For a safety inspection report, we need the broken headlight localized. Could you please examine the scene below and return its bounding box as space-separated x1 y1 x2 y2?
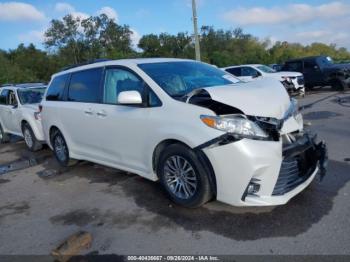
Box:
200 115 268 139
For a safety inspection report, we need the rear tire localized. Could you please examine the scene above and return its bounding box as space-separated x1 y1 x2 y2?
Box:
0 123 10 144
22 123 42 152
157 144 213 208
51 129 77 167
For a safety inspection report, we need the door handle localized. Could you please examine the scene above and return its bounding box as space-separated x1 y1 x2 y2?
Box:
97 110 107 117
84 109 93 115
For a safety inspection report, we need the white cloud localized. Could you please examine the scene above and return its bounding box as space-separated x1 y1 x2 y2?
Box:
71 11 90 20
0 2 45 21
223 1 350 26
130 28 142 49
55 2 75 13
18 29 46 44
97 6 118 21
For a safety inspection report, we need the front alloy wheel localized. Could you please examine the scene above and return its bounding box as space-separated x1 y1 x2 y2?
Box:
164 155 198 199
158 144 213 208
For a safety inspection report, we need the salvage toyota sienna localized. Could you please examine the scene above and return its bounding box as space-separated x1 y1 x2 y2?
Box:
41 58 327 208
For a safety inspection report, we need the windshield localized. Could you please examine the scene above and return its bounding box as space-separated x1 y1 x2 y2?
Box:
257 65 276 73
17 87 46 105
138 61 240 98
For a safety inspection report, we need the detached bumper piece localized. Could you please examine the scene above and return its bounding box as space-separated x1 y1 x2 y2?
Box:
272 134 328 196
281 80 295 91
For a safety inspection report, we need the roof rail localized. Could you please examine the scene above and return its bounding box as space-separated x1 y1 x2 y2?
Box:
1 83 46 88
60 59 112 72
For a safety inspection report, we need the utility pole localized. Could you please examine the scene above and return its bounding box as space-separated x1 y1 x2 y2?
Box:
192 0 201 61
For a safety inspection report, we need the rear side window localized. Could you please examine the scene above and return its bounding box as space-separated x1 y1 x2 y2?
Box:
68 68 102 103
226 67 241 76
46 74 69 101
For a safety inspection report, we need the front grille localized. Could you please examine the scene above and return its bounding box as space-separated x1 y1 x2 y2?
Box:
272 147 318 196
297 76 304 85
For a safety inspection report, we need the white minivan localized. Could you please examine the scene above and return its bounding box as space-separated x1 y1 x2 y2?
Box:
41 58 327 208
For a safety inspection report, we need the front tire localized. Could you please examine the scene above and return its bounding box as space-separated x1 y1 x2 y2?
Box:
51 130 77 167
0 123 10 144
22 123 42 152
157 144 213 208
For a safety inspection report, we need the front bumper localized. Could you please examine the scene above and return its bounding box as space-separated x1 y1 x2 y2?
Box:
203 133 327 206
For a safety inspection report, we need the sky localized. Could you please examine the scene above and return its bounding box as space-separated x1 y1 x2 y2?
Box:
0 0 349 51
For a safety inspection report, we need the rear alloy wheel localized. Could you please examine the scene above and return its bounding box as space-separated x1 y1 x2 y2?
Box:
0 123 10 144
52 130 77 167
22 123 42 152
157 144 213 208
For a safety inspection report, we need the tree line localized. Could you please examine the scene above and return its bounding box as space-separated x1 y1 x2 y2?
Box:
1 14 350 84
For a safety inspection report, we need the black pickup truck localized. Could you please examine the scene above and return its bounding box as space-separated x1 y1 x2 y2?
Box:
281 56 350 90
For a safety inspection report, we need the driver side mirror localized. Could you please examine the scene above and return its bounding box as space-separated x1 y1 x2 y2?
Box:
117 91 143 105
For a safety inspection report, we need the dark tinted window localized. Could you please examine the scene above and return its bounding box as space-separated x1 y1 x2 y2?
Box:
226 67 241 76
284 62 303 72
46 74 69 101
241 67 258 76
0 89 9 105
68 68 102 103
304 60 317 69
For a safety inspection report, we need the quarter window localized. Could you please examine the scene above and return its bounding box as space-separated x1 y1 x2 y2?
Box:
46 74 69 101
103 68 145 105
68 68 102 103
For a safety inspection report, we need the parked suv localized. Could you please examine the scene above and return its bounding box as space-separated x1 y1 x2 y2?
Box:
0 83 46 151
41 58 327 208
222 64 305 96
282 56 350 90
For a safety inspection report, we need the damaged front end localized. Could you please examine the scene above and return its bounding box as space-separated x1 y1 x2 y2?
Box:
187 88 328 205
274 132 328 196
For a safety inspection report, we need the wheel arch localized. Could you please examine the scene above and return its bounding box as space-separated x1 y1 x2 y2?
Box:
152 139 217 196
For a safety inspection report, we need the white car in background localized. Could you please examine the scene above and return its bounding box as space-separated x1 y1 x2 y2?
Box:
222 64 305 96
0 84 46 151
41 58 327 208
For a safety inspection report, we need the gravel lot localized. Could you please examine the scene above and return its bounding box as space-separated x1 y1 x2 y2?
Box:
0 90 349 256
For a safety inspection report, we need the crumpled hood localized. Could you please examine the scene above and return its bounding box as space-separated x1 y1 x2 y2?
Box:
203 78 291 119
